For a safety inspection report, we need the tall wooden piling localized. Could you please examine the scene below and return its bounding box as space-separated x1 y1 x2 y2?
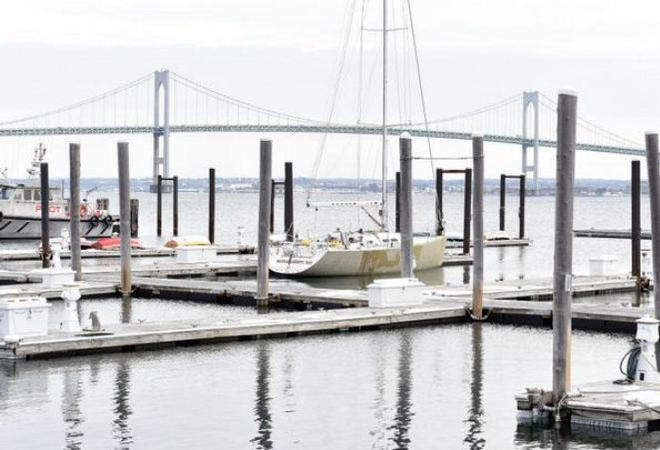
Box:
118 142 132 298
644 132 660 367
519 175 526 239
399 134 413 278
284 162 294 241
69 143 82 281
156 175 163 237
40 162 50 268
209 168 216 244
269 179 275 234
435 168 443 235
631 160 641 287
499 174 506 231
472 136 484 320
130 199 139 238
172 176 179 237
552 90 577 412
463 169 472 255
256 140 272 309
395 171 401 233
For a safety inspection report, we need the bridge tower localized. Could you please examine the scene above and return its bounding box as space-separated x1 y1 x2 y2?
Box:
151 70 171 193
522 91 540 191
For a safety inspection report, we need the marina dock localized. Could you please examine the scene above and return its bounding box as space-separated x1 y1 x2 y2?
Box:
1 292 654 360
574 229 653 240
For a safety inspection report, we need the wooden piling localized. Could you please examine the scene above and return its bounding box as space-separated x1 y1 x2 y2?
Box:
117 142 132 298
644 132 660 367
172 175 179 237
157 175 162 237
269 179 275 234
463 169 472 255
519 175 526 239
399 134 413 278
552 90 577 412
499 174 506 231
40 162 50 268
435 168 443 235
395 171 401 233
257 140 272 309
631 160 641 287
130 199 139 238
69 143 82 280
209 168 216 244
284 162 294 241
472 136 484 319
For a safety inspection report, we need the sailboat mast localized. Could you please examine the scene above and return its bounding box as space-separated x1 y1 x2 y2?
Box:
381 0 389 231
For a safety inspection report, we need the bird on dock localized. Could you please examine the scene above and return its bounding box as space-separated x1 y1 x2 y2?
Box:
88 311 102 332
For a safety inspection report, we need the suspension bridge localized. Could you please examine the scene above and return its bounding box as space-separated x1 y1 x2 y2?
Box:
0 70 643 191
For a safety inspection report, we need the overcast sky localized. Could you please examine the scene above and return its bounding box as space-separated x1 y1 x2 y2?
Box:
0 0 658 180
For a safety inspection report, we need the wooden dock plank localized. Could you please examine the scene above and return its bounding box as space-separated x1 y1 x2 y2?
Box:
1 303 467 359
574 229 652 240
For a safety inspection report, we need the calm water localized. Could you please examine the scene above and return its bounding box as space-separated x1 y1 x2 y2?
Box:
1 191 657 448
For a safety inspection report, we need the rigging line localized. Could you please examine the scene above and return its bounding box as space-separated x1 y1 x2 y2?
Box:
306 0 359 203
357 0 367 206
0 73 153 127
390 0 404 126
405 0 434 179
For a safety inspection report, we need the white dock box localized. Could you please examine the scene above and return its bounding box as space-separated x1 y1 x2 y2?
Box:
0 297 51 341
30 268 75 288
368 278 426 308
175 245 219 263
588 255 619 276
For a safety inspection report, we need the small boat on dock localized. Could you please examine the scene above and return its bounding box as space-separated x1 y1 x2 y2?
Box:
0 144 119 240
271 231 445 277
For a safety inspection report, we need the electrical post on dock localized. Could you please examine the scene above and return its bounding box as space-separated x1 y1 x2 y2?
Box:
256 139 272 311
156 174 179 237
40 162 50 268
399 134 413 278
209 168 216 244
499 174 527 239
69 143 82 281
644 132 660 368
435 168 472 254
552 90 577 418
118 142 132 298
472 135 484 320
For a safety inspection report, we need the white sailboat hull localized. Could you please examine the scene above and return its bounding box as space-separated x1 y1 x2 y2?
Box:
270 235 446 277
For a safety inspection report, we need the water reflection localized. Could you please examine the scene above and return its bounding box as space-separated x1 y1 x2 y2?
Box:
121 297 133 324
497 248 506 281
113 360 133 449
369 338 388 447
389 331 414 450
61 368 84 449
464 323 484 449
251 342 273 449
463 266 471 285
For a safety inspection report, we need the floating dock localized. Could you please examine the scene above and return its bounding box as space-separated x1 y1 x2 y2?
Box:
445 237 531 248
0 245 255 262
574 229 652 240
517 381 660 434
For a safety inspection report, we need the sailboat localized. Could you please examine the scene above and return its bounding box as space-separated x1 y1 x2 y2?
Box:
270 0 446 277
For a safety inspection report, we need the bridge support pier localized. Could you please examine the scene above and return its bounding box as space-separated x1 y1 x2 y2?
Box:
151 70 171 193
522 91 540 192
